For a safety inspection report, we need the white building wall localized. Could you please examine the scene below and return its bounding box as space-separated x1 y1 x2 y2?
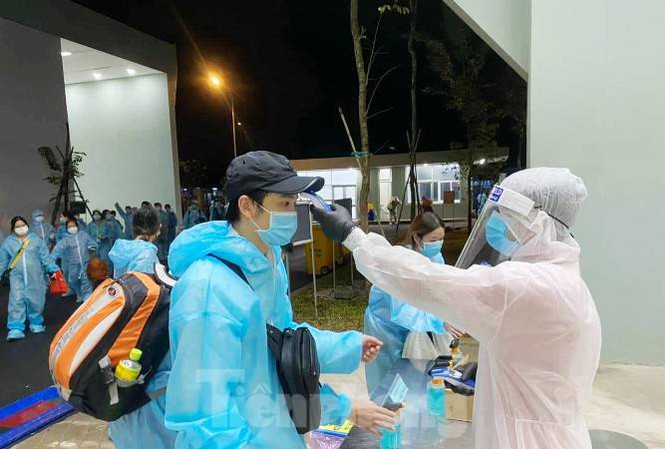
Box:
442 0 530 79
65 74 177 215
0 18 68 230
528 0 665 364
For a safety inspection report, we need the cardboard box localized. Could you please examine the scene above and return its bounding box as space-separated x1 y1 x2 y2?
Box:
446 389 474 422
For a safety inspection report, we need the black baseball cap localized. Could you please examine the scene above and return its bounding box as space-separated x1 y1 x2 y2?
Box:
224 150 324 200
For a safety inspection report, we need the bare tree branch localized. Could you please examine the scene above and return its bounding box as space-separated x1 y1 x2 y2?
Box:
368 107 395 120
366 65 400 114
365 13 384 86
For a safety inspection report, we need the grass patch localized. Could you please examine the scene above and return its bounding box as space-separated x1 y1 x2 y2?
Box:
291 228 470 333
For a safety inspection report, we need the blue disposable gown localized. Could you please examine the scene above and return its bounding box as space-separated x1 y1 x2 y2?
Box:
183 206 204 229
107 218 124 246
107 239 176 449
115 204 134 240
166 211 178 245
364 251 446 394
0 233 59 330
51 232 97 303
165 221 362 449
31 210 55 245
87 220 112 263
56 224 68 243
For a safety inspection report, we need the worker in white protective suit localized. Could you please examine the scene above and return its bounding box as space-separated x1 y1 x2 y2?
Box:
310 167 602 449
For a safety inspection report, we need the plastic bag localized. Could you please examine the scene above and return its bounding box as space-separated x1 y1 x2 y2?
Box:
49 270 69 296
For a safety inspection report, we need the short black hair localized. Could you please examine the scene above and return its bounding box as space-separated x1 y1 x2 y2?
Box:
164 204 171 209
154 202 162 208
66 218 79 229
226 191 268 223
133 206 161 238
141 201 151 208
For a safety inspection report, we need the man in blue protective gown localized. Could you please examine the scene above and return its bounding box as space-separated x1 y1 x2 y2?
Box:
164 151 395 449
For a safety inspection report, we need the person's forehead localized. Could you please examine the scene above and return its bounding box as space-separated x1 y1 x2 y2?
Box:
267 193 298 201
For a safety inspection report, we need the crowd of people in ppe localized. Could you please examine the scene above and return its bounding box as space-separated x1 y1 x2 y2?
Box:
2 148 602 449
0 201 182 342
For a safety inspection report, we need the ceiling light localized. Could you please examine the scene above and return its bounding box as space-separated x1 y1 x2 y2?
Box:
93 72 102 80
60 51 72 57
126 68 136 76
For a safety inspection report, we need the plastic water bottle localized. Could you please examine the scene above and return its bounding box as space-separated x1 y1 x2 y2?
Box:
115 348 143 383
427 377 446 416
379 407 403 449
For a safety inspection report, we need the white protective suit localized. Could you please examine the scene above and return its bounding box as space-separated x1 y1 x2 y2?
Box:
343 168 602 449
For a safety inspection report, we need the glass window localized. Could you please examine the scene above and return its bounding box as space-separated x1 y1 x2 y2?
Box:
331 169 357 185
333 186 345 200
319 185 333 202
416 165 433 181
379 168 392 182
419 182 432 200
345 186 357 203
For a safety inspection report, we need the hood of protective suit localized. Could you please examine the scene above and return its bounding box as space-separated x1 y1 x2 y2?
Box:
109 239 158 274
31 210 44 221
502 167 587 239
169 221 270 278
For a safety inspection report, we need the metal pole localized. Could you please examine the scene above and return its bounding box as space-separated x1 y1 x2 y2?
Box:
231 94 238 158
309 213 318 318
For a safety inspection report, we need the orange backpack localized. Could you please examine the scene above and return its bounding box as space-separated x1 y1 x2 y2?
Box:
48 267 173 421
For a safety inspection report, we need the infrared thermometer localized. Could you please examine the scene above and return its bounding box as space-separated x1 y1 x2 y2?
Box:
301 192 332 212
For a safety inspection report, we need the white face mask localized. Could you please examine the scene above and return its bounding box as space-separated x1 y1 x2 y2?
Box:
15 226 29 237
68 227 79 235
35 216 44 222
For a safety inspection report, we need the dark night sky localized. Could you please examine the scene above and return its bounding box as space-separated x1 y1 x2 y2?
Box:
73 0 525 186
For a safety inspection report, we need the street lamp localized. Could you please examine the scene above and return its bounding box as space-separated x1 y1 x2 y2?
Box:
208 73 238 158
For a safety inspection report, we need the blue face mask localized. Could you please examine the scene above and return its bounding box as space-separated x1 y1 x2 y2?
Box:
421 240 444 259
485 212 519 257
253 205 298 247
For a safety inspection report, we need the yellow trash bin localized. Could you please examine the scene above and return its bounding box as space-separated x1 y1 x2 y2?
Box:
306 225 346 275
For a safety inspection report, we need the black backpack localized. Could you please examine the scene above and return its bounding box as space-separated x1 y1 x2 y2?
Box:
210 255 322 434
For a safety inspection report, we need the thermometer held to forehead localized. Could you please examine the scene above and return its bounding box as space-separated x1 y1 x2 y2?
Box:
301 192 332 212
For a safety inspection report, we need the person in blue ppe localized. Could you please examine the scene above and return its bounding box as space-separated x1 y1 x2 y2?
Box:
105 210 124 246
153 203 169 264
107 206 178 449
51 218 97 303
87 209 112 265
74 212 87 232
55 212 70 243
31 210 55 248
163 151 395 449
115 202 134 240
0 216 60 341
477 190 489 215
183 201 205 228
164 204 178 247
363 212 465 394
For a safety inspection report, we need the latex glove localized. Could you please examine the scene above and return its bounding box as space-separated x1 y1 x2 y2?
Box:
309 203 357 243
445 323 465 339
362 335 383 363
349 399 397 438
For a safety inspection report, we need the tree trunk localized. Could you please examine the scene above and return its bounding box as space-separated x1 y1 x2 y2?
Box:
350 0 370 231
407 0 420 220
408 0 418 142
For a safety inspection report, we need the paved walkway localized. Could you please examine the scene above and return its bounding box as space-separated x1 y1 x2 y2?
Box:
14 338 665 448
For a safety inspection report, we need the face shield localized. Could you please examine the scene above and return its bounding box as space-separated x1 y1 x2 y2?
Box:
456 185 539 269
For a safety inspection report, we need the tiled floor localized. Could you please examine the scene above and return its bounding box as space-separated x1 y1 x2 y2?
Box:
13 341 665 448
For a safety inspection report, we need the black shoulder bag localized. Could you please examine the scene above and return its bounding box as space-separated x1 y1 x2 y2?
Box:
210 255 322 434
